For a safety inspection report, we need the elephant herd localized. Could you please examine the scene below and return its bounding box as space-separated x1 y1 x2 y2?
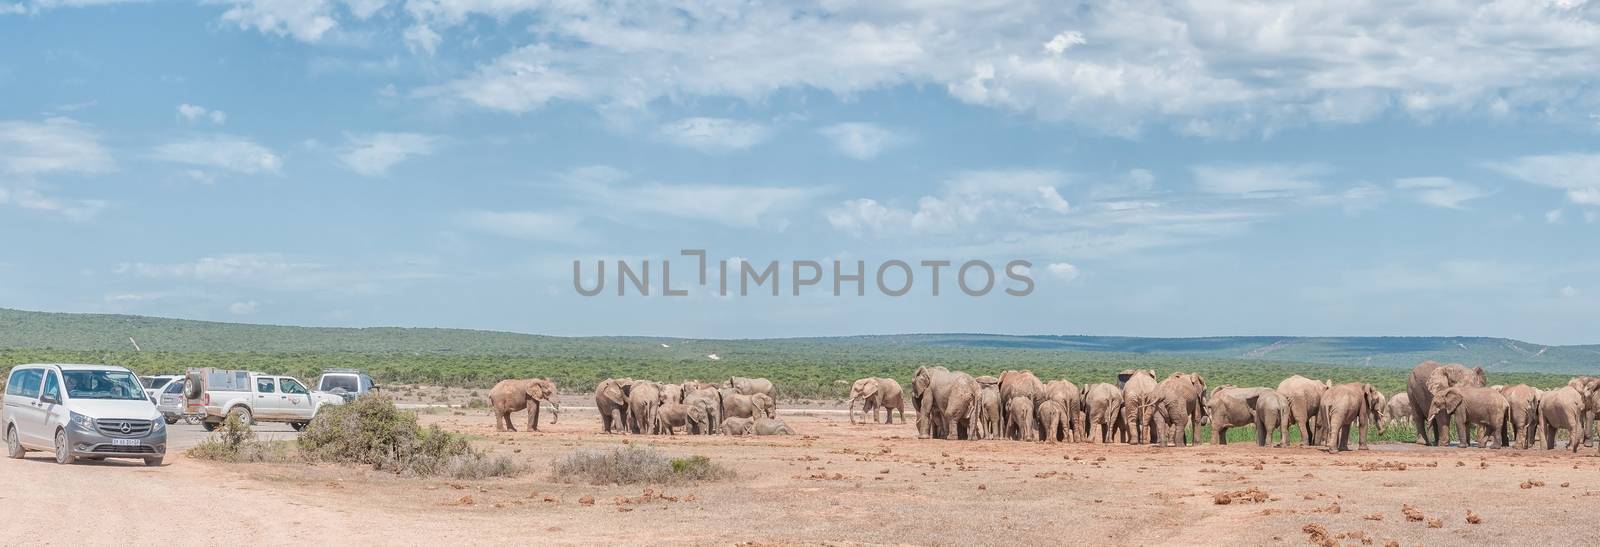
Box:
487 361 1600 454
591 376 794 436
896 361 1600 453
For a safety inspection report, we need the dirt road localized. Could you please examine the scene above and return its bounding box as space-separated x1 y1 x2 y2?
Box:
4 407 1598 546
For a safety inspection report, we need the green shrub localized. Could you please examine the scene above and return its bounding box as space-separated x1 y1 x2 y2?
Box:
297 394 519 479
551 446 735 485
188 413 297 463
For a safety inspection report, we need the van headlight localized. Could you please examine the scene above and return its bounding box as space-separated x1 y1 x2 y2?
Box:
69 412 97 432
151 417 166 431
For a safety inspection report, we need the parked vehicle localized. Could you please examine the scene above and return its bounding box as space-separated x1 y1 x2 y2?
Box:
316 369 379 402
139 374 182 403
155 379 195 424
184 368 344 431
5 364 167 466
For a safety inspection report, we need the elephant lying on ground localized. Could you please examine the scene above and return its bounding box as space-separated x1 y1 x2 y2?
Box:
1427 386 1510 448
489 378 560 432
1207 386 1271 445
1321 382 1384 451
1084 383 1123 443
1005 396 1037 441
753 417 795 435
1254 389 1291 447
721 416 755 436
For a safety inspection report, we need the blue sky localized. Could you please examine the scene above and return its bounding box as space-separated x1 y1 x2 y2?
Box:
2 1 1599 344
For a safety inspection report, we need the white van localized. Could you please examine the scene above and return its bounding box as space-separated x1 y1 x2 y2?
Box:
4 364 167 466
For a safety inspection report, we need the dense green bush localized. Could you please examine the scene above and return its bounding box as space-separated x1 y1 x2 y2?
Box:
297 394 519 479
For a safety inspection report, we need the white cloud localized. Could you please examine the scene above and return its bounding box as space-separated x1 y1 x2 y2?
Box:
656 118 771 153
403 23 441 56
1046 262 1080 282
1192 163 1325 197
228 300 259 315
0 186 107 221
1394 177 1489 209
1043 31 1086 55
455 210 584 242
177 103 226 125
818 123 899 160
152 135 281 174
1559 286 1580 298
0 117 114 175
114 252 429 293
557 166 817 228
1486 153 1600 206
827 170 1071 236
217 0 339 42
339 132 439 177
1545 209 1564 224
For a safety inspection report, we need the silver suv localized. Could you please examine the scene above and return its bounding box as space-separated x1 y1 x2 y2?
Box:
4 364 167 466
316 369 378 402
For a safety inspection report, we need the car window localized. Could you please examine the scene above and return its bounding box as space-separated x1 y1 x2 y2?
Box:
281 378 309 395
6 368 43 397
360 375 373 391
256 378 277 393
42 372 61 402
150 378 173 390
320 374 358 392
62 370 145 400
164 381 185 394
140 376 155 389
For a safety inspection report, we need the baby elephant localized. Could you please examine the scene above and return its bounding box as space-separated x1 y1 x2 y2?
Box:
720 416 755 436
1036 400 1069 443
753 417 795 435
1005 396 1036 441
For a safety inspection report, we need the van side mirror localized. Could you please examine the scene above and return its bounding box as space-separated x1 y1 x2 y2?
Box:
40 394 60 405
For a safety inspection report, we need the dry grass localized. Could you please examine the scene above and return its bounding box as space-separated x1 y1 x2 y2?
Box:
550 446 736 486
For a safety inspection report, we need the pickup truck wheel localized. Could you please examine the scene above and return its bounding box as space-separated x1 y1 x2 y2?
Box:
5 426 24 458
144 457 163 467
228 407 253 426
289 422 308 432
53 429 76 465
201 421 219 432
163 415 179 425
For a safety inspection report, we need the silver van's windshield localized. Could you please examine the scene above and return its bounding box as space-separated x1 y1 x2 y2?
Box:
63 370 147 400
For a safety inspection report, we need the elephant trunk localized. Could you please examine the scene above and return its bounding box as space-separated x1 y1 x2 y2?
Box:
545 398 561 424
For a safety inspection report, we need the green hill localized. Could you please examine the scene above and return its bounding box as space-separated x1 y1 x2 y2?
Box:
1 308 1596 374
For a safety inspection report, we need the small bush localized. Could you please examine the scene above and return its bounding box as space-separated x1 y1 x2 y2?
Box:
297 394 519 479
189 413 297 463
551 446 735 485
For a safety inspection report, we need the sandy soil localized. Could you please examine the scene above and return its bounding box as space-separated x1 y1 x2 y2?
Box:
4 406 1599 546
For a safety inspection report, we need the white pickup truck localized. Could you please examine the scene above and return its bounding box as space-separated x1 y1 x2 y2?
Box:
184 368 345 431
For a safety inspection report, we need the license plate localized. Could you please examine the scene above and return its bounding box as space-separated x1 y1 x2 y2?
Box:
111 438 139 447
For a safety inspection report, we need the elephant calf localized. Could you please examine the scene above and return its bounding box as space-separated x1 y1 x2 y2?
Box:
1037 400 1069 443
1005 396 1036 441
753 417 795 435
975 385 1002 440
1253 390 1291 448
721 416 755 436
655 402 697 435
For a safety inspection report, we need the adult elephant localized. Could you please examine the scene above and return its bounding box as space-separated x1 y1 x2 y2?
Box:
1043 379 1084 442
848 377 906 425
1570 376 1600 446
1426 386 1510 448
1277 375 1331 447
1254 389 1291 447
659 383 685 405
1153 372 1207 447
488 378 560 432
912 366 980 440
1004 397 1037 441
683 384 722 434
1385 392 1413 430
1498 384 1540 449
1321 382 1385 451
1037 400 1070 443
728 376 778 401
655 402 700 435
1207 386 1272 445
1084 383 1124 443
1406 360 1486 446
627 382 663 434
1119 370 1159 445
719 389 761 420
594 378 634 434
998 370 1046 441
1539 384 1595 451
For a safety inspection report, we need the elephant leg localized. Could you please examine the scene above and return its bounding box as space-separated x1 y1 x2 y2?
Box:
529 405 540 432
1410 404 1429 445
